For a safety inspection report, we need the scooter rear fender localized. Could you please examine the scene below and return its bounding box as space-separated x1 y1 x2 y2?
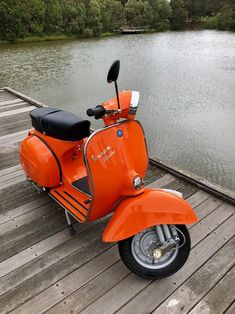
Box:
102 189 197 242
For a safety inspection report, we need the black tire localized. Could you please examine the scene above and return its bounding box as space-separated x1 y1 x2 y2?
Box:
118 224 190 280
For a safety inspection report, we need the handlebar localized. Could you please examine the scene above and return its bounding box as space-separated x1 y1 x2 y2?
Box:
86 105 106 119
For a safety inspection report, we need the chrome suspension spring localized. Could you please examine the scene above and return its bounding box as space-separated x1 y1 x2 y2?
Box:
170 225 186 248
163 224 172 240
170 225 179 238
155 225 165 244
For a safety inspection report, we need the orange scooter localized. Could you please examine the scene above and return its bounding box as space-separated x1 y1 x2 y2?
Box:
20 61 197 279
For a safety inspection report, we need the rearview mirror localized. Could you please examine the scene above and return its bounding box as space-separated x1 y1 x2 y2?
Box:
107 60 120 83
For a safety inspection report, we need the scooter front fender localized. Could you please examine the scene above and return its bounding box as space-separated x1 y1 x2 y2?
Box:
102 189 197 242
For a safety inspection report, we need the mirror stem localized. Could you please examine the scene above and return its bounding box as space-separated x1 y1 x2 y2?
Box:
115 81 121 110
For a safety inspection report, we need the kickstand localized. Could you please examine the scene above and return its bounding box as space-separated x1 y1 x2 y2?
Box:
65 210 76 236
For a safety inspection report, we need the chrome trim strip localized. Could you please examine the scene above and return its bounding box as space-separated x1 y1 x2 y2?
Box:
72 184 91 197
134 119 149 183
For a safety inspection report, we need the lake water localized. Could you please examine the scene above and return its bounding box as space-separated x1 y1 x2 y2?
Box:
0 30 234 190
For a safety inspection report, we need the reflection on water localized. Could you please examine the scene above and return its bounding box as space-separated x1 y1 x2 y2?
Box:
0 30 234 190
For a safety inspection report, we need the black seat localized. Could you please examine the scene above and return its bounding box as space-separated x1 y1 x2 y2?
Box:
30 107 91 141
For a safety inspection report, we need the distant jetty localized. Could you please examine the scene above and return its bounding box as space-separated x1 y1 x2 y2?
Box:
120 26 148 34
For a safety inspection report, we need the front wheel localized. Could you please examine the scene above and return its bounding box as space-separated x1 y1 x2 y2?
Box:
118 224 190 279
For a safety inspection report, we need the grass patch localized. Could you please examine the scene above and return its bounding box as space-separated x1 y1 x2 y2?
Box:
0 32 119 45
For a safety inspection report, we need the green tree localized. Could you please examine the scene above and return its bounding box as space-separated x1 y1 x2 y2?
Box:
149 0 172 30
100 0 125 32
44 0 63 34
21 0 45 35
217 4 235 30
0 0 29 42
125 0 153 27
86 0 102 36
170 0 188 30
60 0 86 35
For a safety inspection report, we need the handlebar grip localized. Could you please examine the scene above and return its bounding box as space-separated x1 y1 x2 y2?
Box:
86 105 106 118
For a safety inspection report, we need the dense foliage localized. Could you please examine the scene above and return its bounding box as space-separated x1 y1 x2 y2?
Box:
184 0 235 31
0 0 234 43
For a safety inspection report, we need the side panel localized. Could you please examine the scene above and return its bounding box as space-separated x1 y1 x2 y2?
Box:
20 135 60 187
102 189 198 242
85 120 148 221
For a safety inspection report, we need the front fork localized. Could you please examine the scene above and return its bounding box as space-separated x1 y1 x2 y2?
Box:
151 225 180 259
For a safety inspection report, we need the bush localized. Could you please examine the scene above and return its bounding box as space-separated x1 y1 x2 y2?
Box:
205 16 218 29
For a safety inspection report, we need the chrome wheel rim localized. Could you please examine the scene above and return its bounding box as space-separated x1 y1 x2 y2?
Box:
131 226 179 270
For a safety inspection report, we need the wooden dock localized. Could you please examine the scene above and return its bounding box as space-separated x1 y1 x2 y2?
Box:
120 26 147 34
0 87 234 314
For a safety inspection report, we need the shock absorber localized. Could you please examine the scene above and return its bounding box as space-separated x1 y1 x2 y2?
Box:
170 225 180 242
170 225 178 236
155 225 165 244
163 224 172 241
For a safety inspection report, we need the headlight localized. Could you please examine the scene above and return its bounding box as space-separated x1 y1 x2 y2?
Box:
133 176 143 190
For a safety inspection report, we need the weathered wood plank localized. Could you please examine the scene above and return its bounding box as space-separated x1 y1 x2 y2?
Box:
225 301 235 314
0 103 29 114
0 180 42 214
0 91 17 102
10 246 120 314
160 177 188 191
4 87 46 108
10 194 231 314
189 203 234 246
0 195 51 225
178 183 198 198
0 202 58 236
0 169 24 183
0 101 27 109
46 261 129 314
0 221 112 313
0 112 32 137
0 105 35 118
111 215 235 314
189 196 223 222
0 219 104 293
152 236 235 314
0 164 21 177
0 143 19 170
147 173 175 188
0 129 30 146
163 177 185 191
0 207 66 263
0 167 25 190
0 99 23 106
144 163 166 185
186 190 210 208
189 266 235 314
0 175 25 190
0 218 99 278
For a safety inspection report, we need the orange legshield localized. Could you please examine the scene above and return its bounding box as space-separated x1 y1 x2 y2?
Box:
84 119 148 221
102 189 197 242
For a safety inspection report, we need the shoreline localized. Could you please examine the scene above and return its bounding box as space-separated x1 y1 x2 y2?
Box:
0 32 117 46
1 26 233 46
